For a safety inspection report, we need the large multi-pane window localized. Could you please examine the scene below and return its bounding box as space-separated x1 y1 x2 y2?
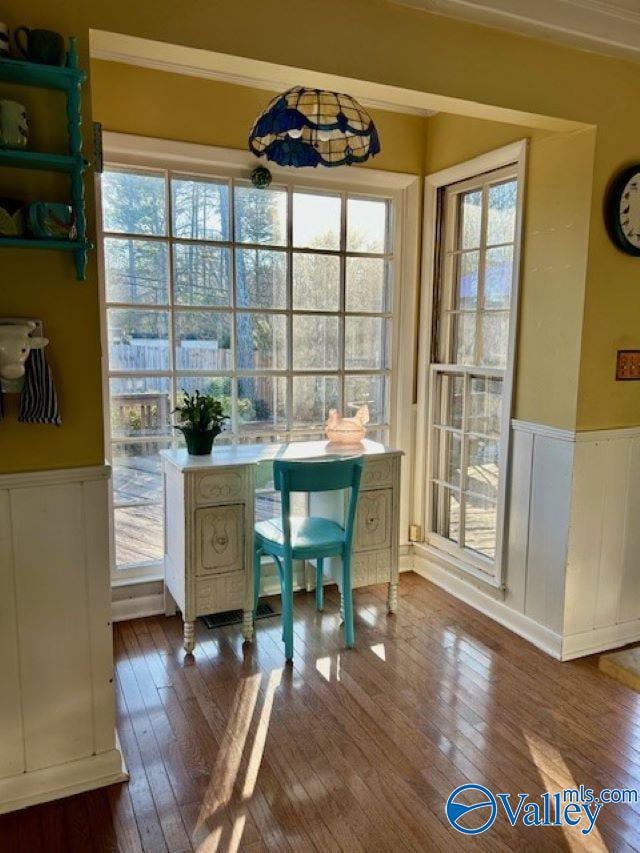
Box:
427 165 519 579
100 166 394 573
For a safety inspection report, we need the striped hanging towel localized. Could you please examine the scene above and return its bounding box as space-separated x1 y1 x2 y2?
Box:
17 347 62 425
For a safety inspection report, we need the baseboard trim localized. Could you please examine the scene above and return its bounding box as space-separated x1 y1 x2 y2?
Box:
413 551 563 659
562 620 640 660
0 748 128 816
112 592 164 622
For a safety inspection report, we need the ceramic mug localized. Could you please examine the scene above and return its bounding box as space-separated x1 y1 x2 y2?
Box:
27 202 76 240
0 100 28 149
0 198 25 236
0 22 9 58
14 26 64 66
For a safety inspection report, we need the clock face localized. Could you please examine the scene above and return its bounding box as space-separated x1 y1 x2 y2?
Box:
608 165 640 255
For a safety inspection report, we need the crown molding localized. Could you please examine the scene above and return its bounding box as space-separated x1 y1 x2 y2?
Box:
393 0 640 62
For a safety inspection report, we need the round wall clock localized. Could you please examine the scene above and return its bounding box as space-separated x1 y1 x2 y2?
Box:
606 165 640 256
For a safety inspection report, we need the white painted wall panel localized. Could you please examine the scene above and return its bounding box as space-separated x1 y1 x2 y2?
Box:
503 427 532 614
618 436 640 625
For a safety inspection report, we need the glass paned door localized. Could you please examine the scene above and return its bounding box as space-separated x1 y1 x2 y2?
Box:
427 165 520 581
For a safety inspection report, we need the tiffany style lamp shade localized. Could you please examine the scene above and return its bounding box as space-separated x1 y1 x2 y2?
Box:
248 86 380 167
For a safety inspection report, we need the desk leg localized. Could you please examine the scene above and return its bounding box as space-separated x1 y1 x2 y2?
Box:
183 620 195 653
242 609 254 642
387 581 398 614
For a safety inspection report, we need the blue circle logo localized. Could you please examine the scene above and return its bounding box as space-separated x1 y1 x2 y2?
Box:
445 784 497 835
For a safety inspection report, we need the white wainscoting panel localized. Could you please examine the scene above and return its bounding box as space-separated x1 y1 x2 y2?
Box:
0 465 126 814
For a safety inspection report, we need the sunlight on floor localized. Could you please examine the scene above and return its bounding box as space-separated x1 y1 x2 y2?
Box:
316 654 341 681
370 642 386 661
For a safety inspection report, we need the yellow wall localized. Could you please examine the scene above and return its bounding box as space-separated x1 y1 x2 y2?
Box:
4 0 640 474
425 114 596 429
90 60 427 176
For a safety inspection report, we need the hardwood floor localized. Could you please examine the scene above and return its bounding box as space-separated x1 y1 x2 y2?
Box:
2 572 640 851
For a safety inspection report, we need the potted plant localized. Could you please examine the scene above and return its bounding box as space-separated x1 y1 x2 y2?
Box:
173 389 229 455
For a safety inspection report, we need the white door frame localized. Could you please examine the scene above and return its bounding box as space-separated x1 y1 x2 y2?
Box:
414 140 528 588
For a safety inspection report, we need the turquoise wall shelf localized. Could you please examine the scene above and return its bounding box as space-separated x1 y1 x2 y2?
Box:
0 36 92 281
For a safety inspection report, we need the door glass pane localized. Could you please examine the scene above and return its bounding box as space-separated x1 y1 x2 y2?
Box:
114 504 163 566
237 376 287 431
346 257 391 312
107 309 170 372
457 251 479 310
468 376 502 436
112 441 168 505
292 376 340 427
481 312 509 368
109 377 171 439
452 313 476 365
485 245 513 309
104 238 168 305
171 177 229 241
176 377 232 418
347 197 388 253
293 315 339 370
487 180 517 245
464 493 497 559
460 190 481 249
345 316 389 369
434 427 461 488
102 170 166 236
235 249 287 309
234 185 287 246
433 484 460 544
434 373 464 429
174 312 232 370
236 313 287 370
293 253 340 311
466 436 499 501
293 192 340 250
174 244 231 306
344 374 387 424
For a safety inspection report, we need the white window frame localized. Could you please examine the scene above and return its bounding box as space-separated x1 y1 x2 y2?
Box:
96 132 421 583
414 141 527 588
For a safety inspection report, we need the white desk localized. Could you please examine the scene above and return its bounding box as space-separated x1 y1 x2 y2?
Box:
162 440 402 652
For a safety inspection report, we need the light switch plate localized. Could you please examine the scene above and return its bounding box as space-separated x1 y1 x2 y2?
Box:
616 350 640 380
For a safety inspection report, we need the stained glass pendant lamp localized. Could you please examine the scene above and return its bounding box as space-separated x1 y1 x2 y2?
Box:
248 86 380 168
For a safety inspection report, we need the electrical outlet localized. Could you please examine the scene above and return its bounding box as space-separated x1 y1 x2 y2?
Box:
616 350 640 381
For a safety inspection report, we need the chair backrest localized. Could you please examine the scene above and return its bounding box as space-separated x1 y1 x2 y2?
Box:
274 456 364 550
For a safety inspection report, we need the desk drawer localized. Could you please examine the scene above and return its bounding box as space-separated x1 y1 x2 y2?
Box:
195 504 244 576
352 550 392 588
196 572 245 615
354 489 392 552
361 458 394 490
193 469 247 506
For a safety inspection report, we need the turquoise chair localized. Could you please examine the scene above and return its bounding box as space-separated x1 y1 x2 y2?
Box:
253 456 363 661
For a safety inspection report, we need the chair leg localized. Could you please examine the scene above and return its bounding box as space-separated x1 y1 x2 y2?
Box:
342 553 355 649
315 557 324 611
253 544 262 618
282 554 294 661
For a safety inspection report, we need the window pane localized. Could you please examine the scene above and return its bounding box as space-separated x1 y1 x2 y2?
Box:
292 376 340 427
464 493 497 559
457 251 478 310
460 190 481 250
293 192 340 250
114 504 163 567
468 376 502 436
347 197 388 253
481 312 509 368
487 180 517 245
173 244 231 307
345 316 389 369
112 441 167 505
234 185 287 246
344 374 388 424
433 484 460 544
434 427 461 489
104 238 168 305
102 170 166 236
434 373 464 429
236 313 287 370
236 249 286 309
237 376 287 431
452 312 476 365
176 376 232 417
171 177 229 241
293 315 339 370
293 253 340 311
346 257 391 312
107 309 169 372
485 245 513 309
174 311 231 371
110 378 171 439
466 436 499 501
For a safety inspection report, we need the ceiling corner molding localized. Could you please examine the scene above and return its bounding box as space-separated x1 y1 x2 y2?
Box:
392 0 640 62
